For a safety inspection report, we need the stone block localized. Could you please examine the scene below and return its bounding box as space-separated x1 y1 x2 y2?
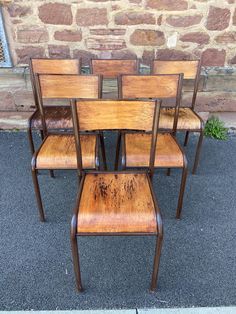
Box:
0 91 15 110
38 3 72 25
180 32 210 45
146 0 188 10
130 30 165 46
115 12 155 25
86 38 126 50
76 8 108 26
48 45 70 58
202 49 226 66
206 6 231 31
17 26 49 43
16 46 45 64
13 90 35 111
54 30 82 42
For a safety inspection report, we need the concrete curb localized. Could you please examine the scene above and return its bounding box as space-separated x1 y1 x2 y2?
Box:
0 307 236 314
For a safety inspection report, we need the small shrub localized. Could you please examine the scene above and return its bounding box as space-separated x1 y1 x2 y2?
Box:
204 116 228 140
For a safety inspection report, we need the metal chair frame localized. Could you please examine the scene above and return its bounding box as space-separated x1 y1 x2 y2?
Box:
28 58 81 157
31 74 102 221
70 99 163 292
151 59 203 174
118 74 187 219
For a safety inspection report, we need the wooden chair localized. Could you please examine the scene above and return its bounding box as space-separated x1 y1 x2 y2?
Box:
152 60 203 174
91 59 139 166
28 58 81 157
118 74 187 219
70 99 163 292
31 74 102 222
91 59 138 78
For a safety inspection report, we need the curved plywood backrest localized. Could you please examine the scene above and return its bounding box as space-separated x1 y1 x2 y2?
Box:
120 74 181 99
31 58 80 75
152 60 200 80
38 74 101 99
91 59 138 78
74 99 158 132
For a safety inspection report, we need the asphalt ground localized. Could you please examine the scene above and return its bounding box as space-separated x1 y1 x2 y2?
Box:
0 131 236 310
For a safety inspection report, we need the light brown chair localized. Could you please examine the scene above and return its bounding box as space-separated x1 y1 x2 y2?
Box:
31 74 102 222
91 59 139 79
28 58 81 157
152 60 203 174
91 59 139 165
70 99 163 292
119 74 187 219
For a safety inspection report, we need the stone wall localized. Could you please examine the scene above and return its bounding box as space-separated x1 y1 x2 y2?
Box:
0 0 236 126
1 0 236 66
1 65 236 116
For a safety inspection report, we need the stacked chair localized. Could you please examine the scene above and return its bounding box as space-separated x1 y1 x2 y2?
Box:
70 99 163 292
28 57 203 291
152 60 203 174
28 58 81 158
118 74 187 219
31 73 102 221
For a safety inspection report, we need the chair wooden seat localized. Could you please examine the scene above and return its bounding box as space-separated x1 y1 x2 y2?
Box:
159 107 201 130
36 134 96 169
125 133 184 168
70 99 163 292
77 173 157 234
152 59 203 174
31 106 72 129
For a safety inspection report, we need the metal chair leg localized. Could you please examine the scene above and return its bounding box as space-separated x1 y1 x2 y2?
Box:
71 230 83 292
40 130 44 141
31 168 45 222
184 131 190 147
115 132 121 170
39 130 55 178
150 234 163 291
192 130 204 175
176 161 188 219
166 168 171 176
28 127 35 155
49 170 55 178
99 132 107 170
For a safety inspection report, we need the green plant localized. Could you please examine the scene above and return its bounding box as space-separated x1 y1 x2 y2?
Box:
204 116 228 140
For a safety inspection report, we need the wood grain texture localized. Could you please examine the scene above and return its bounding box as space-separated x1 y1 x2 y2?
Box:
76 100 155 131
153 60 199 80
39 75 100 99
125 133 184 168
91 59 138 78
159 108 201 130
77 173 157 233
31 106 72 129
121 75 179 98
36 134 96 169
32 59 80 75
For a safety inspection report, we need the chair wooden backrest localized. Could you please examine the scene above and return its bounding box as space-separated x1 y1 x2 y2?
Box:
30 58 81 109
71 99 161 174
36 74 101 134
91 59 139 78
119 74 183 132
152 60 201 109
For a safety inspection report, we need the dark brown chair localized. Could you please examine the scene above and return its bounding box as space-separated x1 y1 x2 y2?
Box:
119 74 187 219
28 58 81 156
70 99 163 292
31 74 102 222
152 60 203 174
